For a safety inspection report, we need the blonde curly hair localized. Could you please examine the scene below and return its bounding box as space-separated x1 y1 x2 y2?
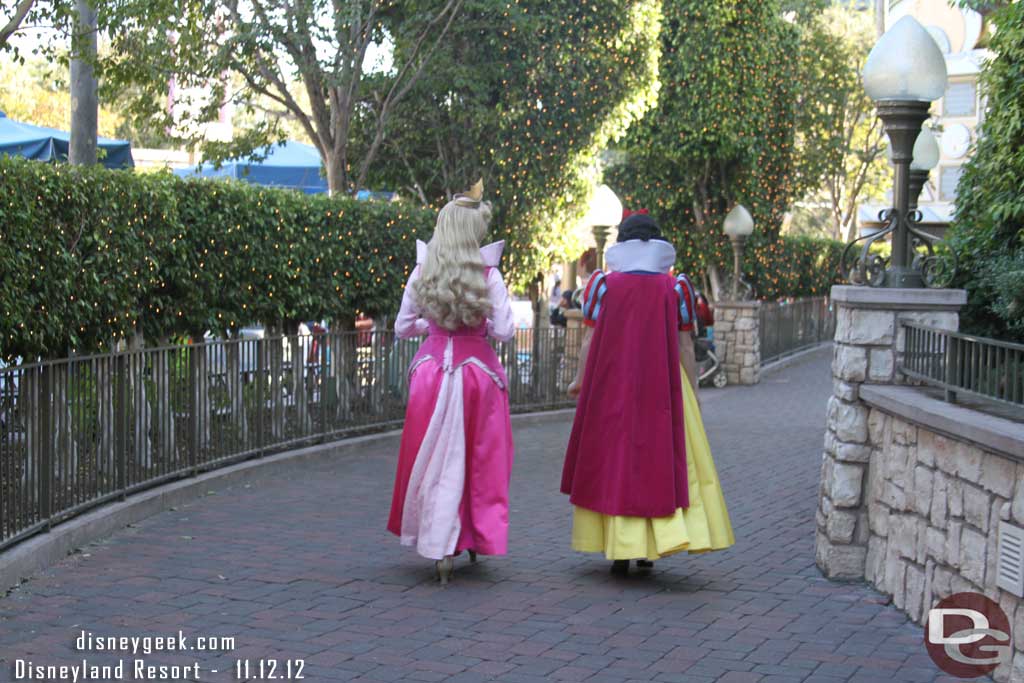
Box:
413 197 494 330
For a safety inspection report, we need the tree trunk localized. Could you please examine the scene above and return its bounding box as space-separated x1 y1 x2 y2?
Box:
69 0 98 166
154 336 178 467
267 325 286 441
20 367 38 501
128 332 153 470
190 337 211 457
50 361 79 483
331 317 356 425
226 334 248 448
324 150 347 196
290 324 311 437
94 353 114 477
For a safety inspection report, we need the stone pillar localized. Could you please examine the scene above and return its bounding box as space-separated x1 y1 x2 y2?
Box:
564 309 584 370
714 301 761 385
816 286 966 579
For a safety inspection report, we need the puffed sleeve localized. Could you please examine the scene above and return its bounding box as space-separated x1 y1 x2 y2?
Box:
394 266 430 339
675 273 697 332
581 270 608 328
485 268 515 342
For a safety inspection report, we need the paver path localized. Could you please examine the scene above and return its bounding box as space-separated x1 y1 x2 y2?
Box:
0 347 959 682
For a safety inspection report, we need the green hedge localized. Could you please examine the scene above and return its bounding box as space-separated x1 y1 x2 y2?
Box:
671 226 844 301
0 157 435 361
743 233 845 301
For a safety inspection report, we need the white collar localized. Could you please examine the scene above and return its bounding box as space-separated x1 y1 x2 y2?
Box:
605 240 676 274
416 239 505 267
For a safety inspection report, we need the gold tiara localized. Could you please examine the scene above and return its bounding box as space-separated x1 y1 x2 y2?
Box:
454 178 484 207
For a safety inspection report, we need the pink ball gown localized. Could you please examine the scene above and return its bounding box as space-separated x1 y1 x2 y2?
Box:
387 240 516 560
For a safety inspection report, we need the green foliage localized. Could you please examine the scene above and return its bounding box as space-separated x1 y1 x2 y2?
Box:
607 0 836 300
0 157 435 360
0 0 74 57
363 0 661 290
949 2 1024 342
791 6 889 241
665 226 843 301
742 233 845 301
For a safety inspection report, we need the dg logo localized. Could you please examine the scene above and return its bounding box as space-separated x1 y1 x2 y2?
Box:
925 592 1013 678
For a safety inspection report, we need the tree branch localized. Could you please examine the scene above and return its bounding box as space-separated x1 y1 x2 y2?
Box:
355 0 463 189
0 0 36 46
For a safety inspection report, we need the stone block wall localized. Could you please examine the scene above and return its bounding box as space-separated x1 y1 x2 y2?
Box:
817 287 966 578
816 285 1024 681
859 410 1024 682
714 301 761 385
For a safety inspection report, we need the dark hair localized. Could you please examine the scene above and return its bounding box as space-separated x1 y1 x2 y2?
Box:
616 213 664 242
579 248 597 273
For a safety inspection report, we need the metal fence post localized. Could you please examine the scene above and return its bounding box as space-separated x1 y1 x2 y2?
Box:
114 352 128 498
189 344 199 475
944 334 958 403
38 365 52 530
256 337 266 454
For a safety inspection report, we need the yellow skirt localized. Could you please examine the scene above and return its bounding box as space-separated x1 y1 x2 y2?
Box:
571 367 735 560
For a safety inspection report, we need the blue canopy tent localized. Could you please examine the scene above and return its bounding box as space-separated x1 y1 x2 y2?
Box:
174 140 328 194
0 112 134 169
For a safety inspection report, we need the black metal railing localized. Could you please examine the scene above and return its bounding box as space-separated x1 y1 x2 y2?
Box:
899 322 1024 412
0 327 581 551
758 297 835 364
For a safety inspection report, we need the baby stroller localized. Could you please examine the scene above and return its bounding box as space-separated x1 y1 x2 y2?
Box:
694 291 727 388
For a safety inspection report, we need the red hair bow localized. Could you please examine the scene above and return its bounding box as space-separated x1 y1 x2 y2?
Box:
622 208 649 220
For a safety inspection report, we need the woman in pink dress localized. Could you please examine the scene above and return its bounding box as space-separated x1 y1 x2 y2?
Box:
387 182 516 585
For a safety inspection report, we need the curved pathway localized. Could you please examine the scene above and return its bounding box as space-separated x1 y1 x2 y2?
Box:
0 347 958 682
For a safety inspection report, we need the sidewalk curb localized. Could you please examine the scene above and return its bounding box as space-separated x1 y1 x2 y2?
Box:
1 408 576 593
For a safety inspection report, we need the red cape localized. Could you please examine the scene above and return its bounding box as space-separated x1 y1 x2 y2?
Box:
561 271 688 517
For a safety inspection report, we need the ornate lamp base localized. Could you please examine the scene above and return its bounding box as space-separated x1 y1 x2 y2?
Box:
841 100 957 290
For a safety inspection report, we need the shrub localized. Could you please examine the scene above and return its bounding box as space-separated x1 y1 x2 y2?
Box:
0 157 435 360
948 2 1024 342
671 227 844 301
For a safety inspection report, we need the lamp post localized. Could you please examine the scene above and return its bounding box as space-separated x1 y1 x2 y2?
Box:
723 204 754 301
860 15 947 288
586 184 622 271
908 128 940 212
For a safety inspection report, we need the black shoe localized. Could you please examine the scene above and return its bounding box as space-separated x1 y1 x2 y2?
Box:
636 560 654 569
610 560 630 575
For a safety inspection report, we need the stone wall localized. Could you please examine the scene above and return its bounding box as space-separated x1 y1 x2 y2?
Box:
817 287 966 578
862 410 1019 613
714 301 761 385
816 285 1024 681
858 405 1024 682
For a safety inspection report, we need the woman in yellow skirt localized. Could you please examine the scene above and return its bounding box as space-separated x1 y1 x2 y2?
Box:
563 210 734 573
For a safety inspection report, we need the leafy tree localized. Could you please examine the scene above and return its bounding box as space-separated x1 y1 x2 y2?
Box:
101 0 463 193
791 4 888 242
0 54 116 134
949 1 1024 341
356 0 661 289
607 0 807 300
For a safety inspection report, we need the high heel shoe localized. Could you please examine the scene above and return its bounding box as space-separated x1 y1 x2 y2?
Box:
435 556 454 586
468 550 478 563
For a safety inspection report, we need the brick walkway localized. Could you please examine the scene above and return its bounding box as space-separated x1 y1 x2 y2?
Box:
0 347 961 683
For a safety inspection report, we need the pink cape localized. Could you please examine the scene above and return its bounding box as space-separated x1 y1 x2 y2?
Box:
561 271 689 518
